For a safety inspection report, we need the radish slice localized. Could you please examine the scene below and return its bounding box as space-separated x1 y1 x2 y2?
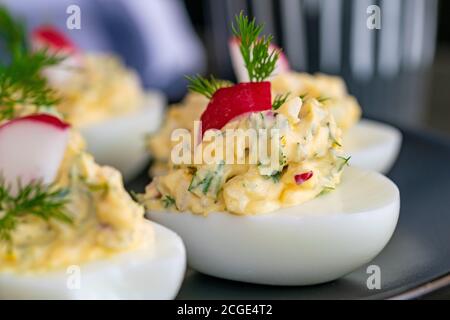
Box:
0 114 70 194
228 36 290 83
31 25 77 55
200 82 272 136
31 25 82 85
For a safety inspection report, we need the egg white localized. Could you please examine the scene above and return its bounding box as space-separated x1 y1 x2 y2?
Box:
344 119 402 173
80 91 165 181
147 167 400 286
0 222 186 300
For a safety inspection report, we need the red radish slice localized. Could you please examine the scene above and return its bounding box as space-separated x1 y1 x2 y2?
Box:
294 171 313 185
31 25 77 55
31 25 83 85
228 37 290 83
0 114 70 194
200 82 272 136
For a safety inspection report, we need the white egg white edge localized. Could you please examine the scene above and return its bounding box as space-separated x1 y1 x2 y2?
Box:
0 221 186 300
345 119 402 174
79 90 166 181
147 166 400 286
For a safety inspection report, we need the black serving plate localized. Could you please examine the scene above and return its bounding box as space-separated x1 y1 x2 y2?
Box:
127 121 450 299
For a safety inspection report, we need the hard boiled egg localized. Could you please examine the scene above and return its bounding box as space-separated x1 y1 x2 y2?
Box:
80 91 165 181
147 167 399 286
31 25 166 181
344 119 402 173
0 222 186 300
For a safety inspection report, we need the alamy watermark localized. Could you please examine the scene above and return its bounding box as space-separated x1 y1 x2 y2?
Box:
367 5 381 30
66 5 81 30
171 120 285 167
66 265 81 290
366 265 381 290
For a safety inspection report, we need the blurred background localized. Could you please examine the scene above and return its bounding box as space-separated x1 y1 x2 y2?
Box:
3 0 449 134
183 0 449 135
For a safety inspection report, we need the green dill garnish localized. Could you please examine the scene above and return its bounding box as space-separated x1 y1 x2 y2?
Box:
188 171 212 194
0 7 63 120
299 93 308 100
84 181 109 194
267 171 283 183
161 195 176 208
232 11 280 82
337 156 351 171
0 7 27 58
262 166 287 183
185 74 231 99
188 162 225 196
0 178 72 243
130 190 140 202
317 96 330 103
333 139 342 147
272 92 290 110
0 49 63 120
201 175 214 194
319 186 335 196
279 149 287 167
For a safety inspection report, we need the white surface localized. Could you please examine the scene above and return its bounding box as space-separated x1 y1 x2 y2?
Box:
80 91 165 181
344 119 402 173
0 117 69 194
0 222 186 300
148 167 400 286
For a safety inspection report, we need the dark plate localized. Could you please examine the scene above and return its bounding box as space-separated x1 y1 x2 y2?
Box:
127 122 450 299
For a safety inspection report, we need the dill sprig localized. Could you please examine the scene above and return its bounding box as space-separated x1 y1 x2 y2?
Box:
0 7 63 121
0 50 63 120
319 186 335 196
185 74 231 99
272 92 290 110
0 6 27 59
232 11 280 82
161 195 176 208
337 156 351 171
317 96 331 103
268 171 283 183
299 93 308 100
0 178 72 242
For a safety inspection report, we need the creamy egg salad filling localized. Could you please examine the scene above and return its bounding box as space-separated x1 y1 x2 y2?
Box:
52 54 146 127
148 93 208 175
142 96 348 215
142 13 353 215
0 12 153 274
271 72 361 131
148 73 360 176
0 131 152 273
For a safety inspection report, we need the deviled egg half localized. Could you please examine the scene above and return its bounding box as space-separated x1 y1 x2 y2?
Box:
0 114 185 299
31 26 165 180
0 17 184 297
141 13 400 286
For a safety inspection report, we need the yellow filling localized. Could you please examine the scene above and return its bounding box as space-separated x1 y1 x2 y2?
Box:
142 96 347 215
0 132 152 273
52 54 146 127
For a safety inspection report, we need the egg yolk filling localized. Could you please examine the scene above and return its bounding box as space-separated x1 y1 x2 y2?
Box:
142 95 348 216
52 54 146 127
271 72 361 131
0 132 152 273
147 72 360 177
